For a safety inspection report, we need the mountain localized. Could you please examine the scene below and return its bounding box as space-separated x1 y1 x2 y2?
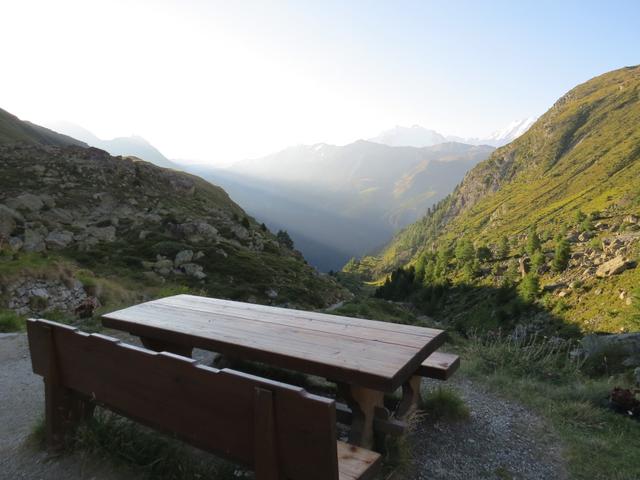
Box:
44 121 181 170
0 108 87 147
369 125 447 147
348 65 640 333
371 118 537 149
0 110 347 320
193 141 493 271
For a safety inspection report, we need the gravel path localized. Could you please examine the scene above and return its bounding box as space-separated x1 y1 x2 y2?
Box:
405 378 569 480
0 333 141 480
1 333 568 480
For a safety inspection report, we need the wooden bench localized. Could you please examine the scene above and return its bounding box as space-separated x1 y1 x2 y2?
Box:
27 319 381 480
417 352 460 380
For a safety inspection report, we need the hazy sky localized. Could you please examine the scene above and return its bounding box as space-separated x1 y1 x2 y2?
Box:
1 0 638 165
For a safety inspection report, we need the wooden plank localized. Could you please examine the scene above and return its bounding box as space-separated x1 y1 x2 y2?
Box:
253 388 279 480
156 295 441 347
102 295 447 391
27 319 340 480
417 352 460 380
165 294 442 338
337 441 381 480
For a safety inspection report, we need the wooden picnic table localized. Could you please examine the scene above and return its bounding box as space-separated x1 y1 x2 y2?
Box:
102 294 446 448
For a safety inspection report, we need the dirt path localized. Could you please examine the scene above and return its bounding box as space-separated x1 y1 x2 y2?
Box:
1 333 568 480
0 333 140 480
404 378 569 480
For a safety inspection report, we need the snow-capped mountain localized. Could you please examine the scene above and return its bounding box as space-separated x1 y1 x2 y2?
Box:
371 117 537 149
369 125 447 148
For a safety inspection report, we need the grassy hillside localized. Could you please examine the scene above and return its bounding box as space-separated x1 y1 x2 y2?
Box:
348 65 640 333
0 108 87 147
0 141 347 329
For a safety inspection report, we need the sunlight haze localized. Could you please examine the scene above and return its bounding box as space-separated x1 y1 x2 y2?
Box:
1 0 638 165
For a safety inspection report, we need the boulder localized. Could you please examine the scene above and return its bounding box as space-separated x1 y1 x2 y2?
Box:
45 230 74 250
86 226 116 242
23 229 46 252
6 193 44 212
174 250 194 266
596 255 631 277
177 222 218 243
624 214 639 225
182 263 206 279
153 258 174 276
578 231 592 242
581 333 640 368
266 288 278 299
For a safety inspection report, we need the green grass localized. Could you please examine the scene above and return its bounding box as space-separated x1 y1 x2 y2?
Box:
419 387 470 422
0 309 25 332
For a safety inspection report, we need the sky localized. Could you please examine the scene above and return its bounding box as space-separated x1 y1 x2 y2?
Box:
1 0 639 165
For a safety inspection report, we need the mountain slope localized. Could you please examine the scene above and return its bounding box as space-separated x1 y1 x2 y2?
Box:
196 141 493 271
0 108 87 147
0 112 347 317
44 121 181 169
349 66 640 331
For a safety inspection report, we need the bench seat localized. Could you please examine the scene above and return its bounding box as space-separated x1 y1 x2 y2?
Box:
417 352 460 380
338 441 381 480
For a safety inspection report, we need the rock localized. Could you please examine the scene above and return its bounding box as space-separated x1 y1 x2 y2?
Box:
139 230 151 240
86 226 116 242
174 250 194 266
266 288 278 299
177 222 218 243
565 231 579 242
581 333 640 368
594 288 603 295
45 230 73 250
6 193 44 212
595 222 609 231
153 258 174 276
619 290 627 300
557 290 570 298
578 231 592 242
216 248 228 258
194 251 205 260
0 205 22 238
542 283 566 293
624 214 639 224
596 255 631 277
8 236 23 251
182 263 206 279
23 229 46 252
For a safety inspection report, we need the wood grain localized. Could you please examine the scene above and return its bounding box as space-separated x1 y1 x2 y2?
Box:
102 294 446 391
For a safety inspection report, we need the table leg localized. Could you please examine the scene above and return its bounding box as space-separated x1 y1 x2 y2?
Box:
396 375 422 418
140 337 193 358
341 384 385 449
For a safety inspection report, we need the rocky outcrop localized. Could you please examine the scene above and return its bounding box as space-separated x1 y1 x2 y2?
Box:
596 255 633 277
580 333 640 368
5 278 90 315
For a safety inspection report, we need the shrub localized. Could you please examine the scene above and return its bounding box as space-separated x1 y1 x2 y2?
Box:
420 387 470 421
0 309 25 332
552 238 571 272
518 273 540 302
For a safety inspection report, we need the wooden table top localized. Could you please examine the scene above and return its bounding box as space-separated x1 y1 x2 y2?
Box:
102 294 445 392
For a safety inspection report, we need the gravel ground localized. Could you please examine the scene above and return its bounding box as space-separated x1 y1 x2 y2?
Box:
0 333 141 480
1 333 568 480
405 378 569 480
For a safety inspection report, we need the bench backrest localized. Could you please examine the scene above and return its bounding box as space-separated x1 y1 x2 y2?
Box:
27 319 339 480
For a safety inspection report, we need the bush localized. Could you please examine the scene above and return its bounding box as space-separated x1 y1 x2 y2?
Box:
0 309 25 332
420 387 470 421
151 241 191 258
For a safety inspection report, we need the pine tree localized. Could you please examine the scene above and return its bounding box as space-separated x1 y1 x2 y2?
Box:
498 235 510 259
526 225 541 256
518 273 540 302
552 238 571 272
276 230 294 249
455 239 475 264
476 244 493 262
531 250 546 273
